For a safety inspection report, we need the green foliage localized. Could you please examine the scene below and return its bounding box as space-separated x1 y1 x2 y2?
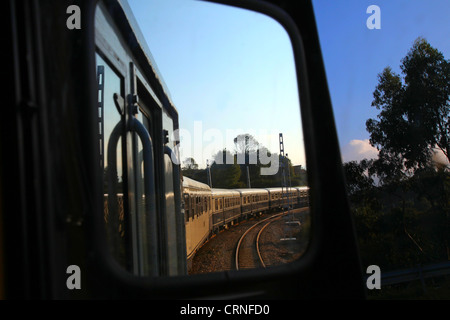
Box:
210 161 243 189
349 170 450 271
366 37 450 171
182 134 308 189
182 157 198 170
347 38 450 277
343 159 375 195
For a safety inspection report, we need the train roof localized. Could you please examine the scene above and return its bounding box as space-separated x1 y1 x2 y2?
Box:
234 188 269 195
211 188 241 197
182 177 211 192
264 187 298 192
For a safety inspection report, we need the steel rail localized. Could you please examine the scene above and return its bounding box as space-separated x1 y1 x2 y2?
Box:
235 212 286 270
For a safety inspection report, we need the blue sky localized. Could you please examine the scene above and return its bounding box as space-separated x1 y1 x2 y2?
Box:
127 0 450 167
311 0 450 162
128 0 304 169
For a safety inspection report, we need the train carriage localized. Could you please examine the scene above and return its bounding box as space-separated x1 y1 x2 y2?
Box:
295 186 310 208
265 187 299 210
95 0 186 277
182 177 212 267
235 188 269 217
211 188 241 231
286 187 300 207
265 187 282 210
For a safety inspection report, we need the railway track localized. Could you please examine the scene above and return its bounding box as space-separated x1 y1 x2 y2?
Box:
235 212 285 270
190 206 309 274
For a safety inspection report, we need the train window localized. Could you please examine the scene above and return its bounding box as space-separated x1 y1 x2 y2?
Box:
98 0 313 277
195 197 199 215
184 194 189 222
96 52 127 268
313 0 450 299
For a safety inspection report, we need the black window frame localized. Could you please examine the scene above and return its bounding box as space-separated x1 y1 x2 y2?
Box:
82 0 366 299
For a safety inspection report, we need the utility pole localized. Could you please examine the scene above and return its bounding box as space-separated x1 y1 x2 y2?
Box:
245 135 251 188
279 133 297 241
279 133 290 214
206 159 212 188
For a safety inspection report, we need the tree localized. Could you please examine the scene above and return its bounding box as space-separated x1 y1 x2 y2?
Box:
366 37 450 172
182 157 198 170
233 134 259 157
210 150 243 188
342 39 450 273
361 38 450 263
181 157 207 183
343 159 375 195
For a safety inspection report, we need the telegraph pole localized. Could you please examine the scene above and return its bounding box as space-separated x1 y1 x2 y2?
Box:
206 159 212 188
279 133 297 241
279 133 290 214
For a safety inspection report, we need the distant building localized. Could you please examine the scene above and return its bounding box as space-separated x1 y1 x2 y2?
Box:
293 165 303 176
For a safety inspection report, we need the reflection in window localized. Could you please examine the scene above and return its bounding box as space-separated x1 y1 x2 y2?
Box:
96 53 126 268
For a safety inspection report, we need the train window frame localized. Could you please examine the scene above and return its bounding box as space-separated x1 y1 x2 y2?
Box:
79 0 367 299
96 0 168 277
4 0 366 300
96 49 128 263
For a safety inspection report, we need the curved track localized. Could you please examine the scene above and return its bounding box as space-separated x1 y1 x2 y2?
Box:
235 212 285 270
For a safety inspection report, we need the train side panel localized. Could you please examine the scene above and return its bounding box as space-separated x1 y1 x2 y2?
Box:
211 189 241 230
236 189 269 216
182 178 212 269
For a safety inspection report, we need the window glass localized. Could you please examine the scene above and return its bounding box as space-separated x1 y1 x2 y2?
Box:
96 53 126 267
313 0 450 299
111 0 314 276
